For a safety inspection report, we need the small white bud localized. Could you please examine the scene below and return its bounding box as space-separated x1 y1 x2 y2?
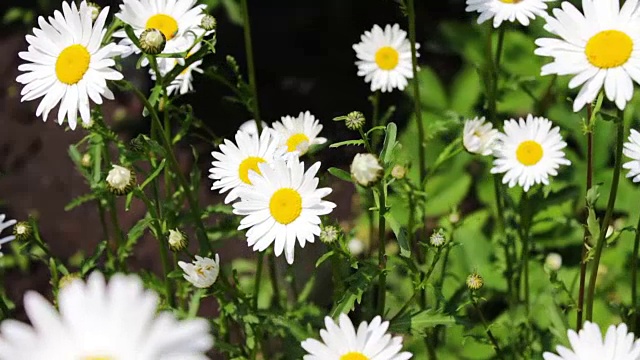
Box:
106 165 136 196
139 28 166 55
348 238 365 256
201 14 217 31
545 252 562 271
178 254 220 288
350 153 383 187
86 2 101 21
168 229 188 252
391 165 406 180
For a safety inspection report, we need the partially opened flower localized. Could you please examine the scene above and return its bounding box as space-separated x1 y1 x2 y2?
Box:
466 0 551 28
535 0 640 111
233 158 336 264
115 0 207 58
178 255 220 288
301 313 412 360
0 272 213 359
16 1 125 130
209 129 284 203
491 115 571 192
623 129 640 182
0 214 16 256
353 24 417 93
239 120 269 137
543 321 640 360
463 116 499 156
272 111 327 156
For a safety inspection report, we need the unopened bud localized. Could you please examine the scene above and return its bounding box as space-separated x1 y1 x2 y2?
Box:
106 165 136 196
139 28 166 55
201 14 217 31
345 111 366 130
320 225 340 244
81 153 92 168
466 272 484 291
545 252 562 271
350 153 383 187
86 2 101 21
12 221 32 242
391 165 406 180
429 228 446 247
168 229 188 252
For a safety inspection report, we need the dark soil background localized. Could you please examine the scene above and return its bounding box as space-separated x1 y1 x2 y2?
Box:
0 0 470 343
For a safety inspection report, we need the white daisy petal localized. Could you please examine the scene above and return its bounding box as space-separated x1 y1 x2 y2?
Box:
272 111 326 157
544 321 640 360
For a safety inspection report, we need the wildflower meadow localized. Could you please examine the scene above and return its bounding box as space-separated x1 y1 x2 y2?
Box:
2 0 640 358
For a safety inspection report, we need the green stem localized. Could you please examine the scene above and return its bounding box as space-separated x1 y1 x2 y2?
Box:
0 295 9 319
377 184 387 315
407 0 426 184
269 253 281 309
577 103 595 330
122 81 211 254
472 295 504 359
632 211 640 332
253 252 264 310
585 109 625 321
240 0 262 133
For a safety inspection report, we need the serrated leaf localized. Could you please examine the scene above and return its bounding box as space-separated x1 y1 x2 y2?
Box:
330 263 379 317
65 193 97 211
315 250 335 268
381 122 398 165
330 139 365 148
586 207 600 242
384 212 410 258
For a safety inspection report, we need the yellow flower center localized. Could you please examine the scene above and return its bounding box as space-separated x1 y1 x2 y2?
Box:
340 352 369 360
375 46 399 71
238 156 266 184
516 140 543 166
55 44 91 85
499 0 522 3
146 14 179 40
286 133 310 152
585 30 633 69
269 188 302 225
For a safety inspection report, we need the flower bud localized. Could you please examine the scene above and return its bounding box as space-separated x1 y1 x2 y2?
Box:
81 153 92 168
348 238 366 256
58 273 82 290
139 28 166 55
201 14 217 31
345 111 366 130
466 272 484 291
350 153 383 187
106 165 136 196
391 165 406 180
545 252 562 271
86 2 101 21
320 225 340 244
168 229 188 252
12 221 32 242
429 228 446 247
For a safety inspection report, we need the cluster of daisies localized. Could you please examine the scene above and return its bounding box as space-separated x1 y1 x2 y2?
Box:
17 0 212 130
209 114 335 265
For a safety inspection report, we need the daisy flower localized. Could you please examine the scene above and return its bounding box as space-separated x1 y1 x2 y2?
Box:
209 128 284 203
16 1 125 130
0 214 16 256
623 128 640 182
353 24 417 93
272 111 327 156
466 0 551 28
115 0 206 58
178 254 221 288
232 158 336 264
0 272 213 359
543 321 640 360
490 115 571 192
301 313 412 360
535 0 640 112
463 116 499 156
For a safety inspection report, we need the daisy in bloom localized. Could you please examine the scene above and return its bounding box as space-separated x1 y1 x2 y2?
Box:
301 313 413 360
490 115 571 192
178 254 221 288
272 111 327 156
16 1 125 130
209 129 284 203
465 0 551 28
115 0 206 58
233 158 336 264
0 214 16 256
623 129 640 182
463 116 499 156
535 0 640 112
353 24 417 93
543 321 640 360
0 272 213 359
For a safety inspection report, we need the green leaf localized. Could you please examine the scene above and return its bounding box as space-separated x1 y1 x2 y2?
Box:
385 213 410 258
65 193 97 211
315 250 335 268
586 207 600 242
330 263 379 317
389 310 457 335
329 139 365 148
450 66 481 115
140 159 166 190
328 167 352 182
380 122 398 165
